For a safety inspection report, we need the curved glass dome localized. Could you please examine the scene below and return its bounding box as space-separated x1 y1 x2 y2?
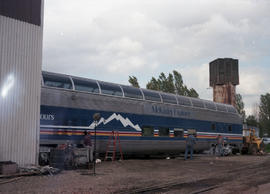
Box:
42 72 73 89
73 78 99 94
99 81 123 97
41 71 240 115
142 89 161 102
121 85 143 99
160 93 177 104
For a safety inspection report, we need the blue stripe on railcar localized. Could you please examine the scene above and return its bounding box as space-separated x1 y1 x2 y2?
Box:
40 105 242 133
40 105 243 144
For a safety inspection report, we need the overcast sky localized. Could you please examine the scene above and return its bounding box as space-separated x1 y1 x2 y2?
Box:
43 0 270 115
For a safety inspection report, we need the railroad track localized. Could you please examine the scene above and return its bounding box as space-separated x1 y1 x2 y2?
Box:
115 157 270 194
115 177 225 194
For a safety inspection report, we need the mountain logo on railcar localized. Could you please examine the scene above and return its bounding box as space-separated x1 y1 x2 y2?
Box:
88 113 142 131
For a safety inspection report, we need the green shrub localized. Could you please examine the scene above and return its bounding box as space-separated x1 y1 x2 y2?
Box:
265 144 270 153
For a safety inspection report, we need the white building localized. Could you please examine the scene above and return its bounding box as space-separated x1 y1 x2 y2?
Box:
0 0 44 166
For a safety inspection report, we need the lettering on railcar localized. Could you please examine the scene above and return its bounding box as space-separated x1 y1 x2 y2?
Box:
150 105 191 118
40 114 55 121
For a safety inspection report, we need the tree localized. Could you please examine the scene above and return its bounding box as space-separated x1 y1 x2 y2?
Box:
251 102 260 120
148 72 175 93
235 93 246 120
128 76 140 88
173 70 186 96
146 77 160 91
146 70 199 98
259 93 270 136
246 115 258 127
188 88 199 98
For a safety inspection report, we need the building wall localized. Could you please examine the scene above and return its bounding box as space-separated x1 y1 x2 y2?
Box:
0 1 43 165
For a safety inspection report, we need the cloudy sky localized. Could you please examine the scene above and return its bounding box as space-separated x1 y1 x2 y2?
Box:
42 0 270 115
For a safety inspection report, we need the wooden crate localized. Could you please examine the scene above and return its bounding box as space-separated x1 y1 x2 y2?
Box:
0 161 18 175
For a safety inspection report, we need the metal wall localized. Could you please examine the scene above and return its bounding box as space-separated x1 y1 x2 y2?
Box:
0 1 43 165
0 0 42 26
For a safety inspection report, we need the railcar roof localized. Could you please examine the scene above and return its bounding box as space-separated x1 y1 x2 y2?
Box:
41 71 238 114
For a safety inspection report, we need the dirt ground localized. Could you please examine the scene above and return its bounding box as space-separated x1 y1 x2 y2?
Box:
1 154 270 194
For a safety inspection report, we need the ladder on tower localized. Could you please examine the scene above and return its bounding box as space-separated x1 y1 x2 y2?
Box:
104 130 124 161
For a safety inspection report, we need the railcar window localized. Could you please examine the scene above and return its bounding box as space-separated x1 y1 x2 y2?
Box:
99 82 123 97
122 86 143 99
43 73 72 89
205 102 216 110
211 123 216 131
142 126 154 136
191 99 205 108
227 106 237 113
160 94 177 104
142 90 161 102
216 104 227 112
174 128 184 138
187 129 197 137
228 125 232 132
177 96 191 106
73 78 99 93
158 127 170 136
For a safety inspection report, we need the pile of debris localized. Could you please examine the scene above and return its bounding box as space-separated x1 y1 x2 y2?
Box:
0 161 60 180
49 146 95 170
20 165 61 176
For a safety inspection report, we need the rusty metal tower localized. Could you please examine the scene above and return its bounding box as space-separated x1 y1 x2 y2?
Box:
209 58 239 107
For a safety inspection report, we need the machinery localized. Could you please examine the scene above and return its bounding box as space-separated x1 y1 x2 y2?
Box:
242 128 264 154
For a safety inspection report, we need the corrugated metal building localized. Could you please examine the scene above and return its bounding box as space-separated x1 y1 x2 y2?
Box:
0 0 44 166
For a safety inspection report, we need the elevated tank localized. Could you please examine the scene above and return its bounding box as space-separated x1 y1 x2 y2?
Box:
209 58 239 107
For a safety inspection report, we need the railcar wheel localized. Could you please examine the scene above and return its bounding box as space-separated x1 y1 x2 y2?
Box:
39 152 49 166
241 147 248 155
232 148 238 155
49 149 65 169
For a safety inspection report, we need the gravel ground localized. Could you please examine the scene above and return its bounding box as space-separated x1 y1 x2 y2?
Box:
1 155 270 194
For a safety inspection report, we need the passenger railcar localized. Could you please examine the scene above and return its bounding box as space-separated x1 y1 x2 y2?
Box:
40 71 243 157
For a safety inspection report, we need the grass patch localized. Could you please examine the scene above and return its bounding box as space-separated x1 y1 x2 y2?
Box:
265 144 270 153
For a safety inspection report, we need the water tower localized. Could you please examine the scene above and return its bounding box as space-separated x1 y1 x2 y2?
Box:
209 58 239 107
